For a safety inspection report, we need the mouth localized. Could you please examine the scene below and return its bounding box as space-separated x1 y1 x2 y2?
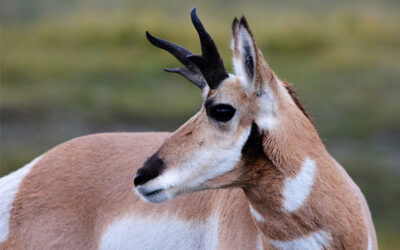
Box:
143 188 163 197
135 186 170 203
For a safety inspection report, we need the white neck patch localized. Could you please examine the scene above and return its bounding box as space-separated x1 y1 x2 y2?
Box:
249 204 266 223
270 230 331 250
282 157 316 213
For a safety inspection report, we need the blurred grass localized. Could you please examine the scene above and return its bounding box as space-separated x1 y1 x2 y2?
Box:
1 1 400 248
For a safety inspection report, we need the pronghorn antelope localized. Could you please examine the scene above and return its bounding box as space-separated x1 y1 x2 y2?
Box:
0 8 377 250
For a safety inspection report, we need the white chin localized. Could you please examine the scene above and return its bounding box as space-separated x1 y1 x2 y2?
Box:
135 187 173 203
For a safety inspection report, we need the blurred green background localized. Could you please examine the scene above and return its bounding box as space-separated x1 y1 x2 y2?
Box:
1 0 399 248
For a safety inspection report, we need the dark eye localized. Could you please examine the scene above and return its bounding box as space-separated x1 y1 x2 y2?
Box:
208 104 236 122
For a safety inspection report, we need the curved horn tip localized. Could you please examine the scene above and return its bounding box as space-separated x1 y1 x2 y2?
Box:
145 31 156 43
190 7 197 17
191 7 205 30
145 31 171 50
145 31 152 38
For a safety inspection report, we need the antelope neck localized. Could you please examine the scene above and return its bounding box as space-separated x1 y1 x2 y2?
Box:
241 120 331 242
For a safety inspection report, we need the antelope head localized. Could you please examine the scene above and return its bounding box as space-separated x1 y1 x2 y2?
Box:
135 8 311 203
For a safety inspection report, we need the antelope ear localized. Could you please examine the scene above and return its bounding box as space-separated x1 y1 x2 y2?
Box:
231 17 257 91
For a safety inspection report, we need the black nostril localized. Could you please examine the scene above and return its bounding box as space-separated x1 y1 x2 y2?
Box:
134 153 166 187
134 173 146 186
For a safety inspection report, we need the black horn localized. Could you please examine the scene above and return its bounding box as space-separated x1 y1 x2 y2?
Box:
146 31 206 89
146 8 228 90
187 8 228 89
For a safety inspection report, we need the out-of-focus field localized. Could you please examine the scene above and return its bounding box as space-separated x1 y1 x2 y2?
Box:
1 0 399 248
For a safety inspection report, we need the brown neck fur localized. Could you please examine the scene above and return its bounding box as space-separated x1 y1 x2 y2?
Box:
282 81 312 123
238 85 372 248
265 77 326 176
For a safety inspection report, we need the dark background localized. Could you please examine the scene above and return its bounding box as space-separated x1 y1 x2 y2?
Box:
1 0 399 248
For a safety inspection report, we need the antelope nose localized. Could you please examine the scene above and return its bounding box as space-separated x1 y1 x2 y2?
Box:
134 153 166 187
134 173 146 186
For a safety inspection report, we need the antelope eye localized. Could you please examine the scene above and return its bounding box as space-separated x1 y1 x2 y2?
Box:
208 104 236 122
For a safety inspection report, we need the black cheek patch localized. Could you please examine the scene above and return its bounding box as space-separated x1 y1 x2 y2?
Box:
241 123 265 161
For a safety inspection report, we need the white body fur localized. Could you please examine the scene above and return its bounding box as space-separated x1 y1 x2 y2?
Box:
100 215 219 250
0 156 41 242
270 230 332 250
282 157 316 212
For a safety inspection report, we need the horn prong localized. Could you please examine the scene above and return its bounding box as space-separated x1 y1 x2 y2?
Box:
164 68 206 89
146 8 228 90
146 31 191 62
146 31 206 89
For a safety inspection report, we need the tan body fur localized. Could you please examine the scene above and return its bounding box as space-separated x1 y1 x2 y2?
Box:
0 132 376 249
1 133 265 249
1 9 377 250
